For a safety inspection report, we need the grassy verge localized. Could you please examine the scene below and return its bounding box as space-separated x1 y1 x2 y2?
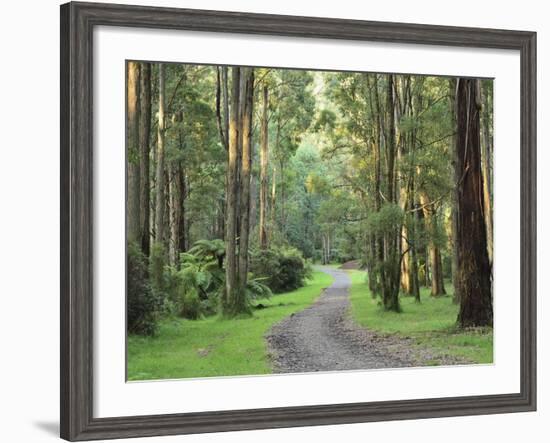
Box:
347 270 493 365
127 270 334 380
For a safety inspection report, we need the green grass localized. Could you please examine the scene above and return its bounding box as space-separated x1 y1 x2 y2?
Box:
347 270 493 365
127 270 334 381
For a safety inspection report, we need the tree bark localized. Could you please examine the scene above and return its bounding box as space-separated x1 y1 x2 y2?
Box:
168 162 181 266
380 74 401 312
400 225 411 293
259 85 269 250
224 67 241 315
154 63 166 244
269 164 277 244
409 201 421 303
368 74 384 295
480 82 494 266
177 164 187 253
237 68 254 290
127 62 141 244
138 62 151 256
448 79 461 303
419 192 446 296
455 78 493 327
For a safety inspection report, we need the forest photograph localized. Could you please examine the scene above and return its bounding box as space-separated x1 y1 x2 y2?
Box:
126 61 494 381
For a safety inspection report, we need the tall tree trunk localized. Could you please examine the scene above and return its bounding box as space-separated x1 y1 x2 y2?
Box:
127 62 141 244
381 74 400 312
410 202 421 303
369 74 384 295
177 164 187 253
480 82 494 266
154 63 166 244
238 68 254 292
269 164 277 244
219 67 229 241
168 163 181 266
280 158 286 234
224 67 241 315
386 75 396 204
215 67 228 150
449 78 461 303
400 225 411 293
455 78 493 327
138 62 151 256
259 85 269 249
419 193 446 296
432 247 446 295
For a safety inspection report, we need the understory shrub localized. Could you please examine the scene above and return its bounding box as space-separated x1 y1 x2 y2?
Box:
127 242 163 335
250 246 312 293
131 239 275 323
172 239 271 317
158 239 225 319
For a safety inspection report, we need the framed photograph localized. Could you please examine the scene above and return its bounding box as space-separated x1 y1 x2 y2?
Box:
60 1 536 440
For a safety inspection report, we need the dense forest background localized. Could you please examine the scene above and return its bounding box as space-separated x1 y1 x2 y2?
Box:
126 62 493 336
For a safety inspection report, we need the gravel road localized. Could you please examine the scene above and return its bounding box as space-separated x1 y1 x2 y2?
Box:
266 267 415 373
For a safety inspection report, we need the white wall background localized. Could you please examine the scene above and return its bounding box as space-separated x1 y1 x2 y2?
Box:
0 1 546 442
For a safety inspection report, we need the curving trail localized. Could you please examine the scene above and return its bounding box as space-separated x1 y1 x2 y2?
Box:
266 266 414 373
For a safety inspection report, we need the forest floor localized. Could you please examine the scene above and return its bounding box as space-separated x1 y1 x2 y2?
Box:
127 270 333 380
128 267 492 381
267 267 491 373
347 270 493 366
267 267 415 373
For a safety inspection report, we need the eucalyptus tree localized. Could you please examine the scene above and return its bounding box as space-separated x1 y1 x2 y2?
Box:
223 67 255 317
127 61 141 245
138 62 152 256
154 63 166 245
455 78 493 327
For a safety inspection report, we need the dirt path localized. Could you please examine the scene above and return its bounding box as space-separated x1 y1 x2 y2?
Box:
266 266 416 373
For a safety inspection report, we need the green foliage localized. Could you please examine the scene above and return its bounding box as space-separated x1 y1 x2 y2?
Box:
127 271 333 380
245 277 273 301
250 246 312 293
348 270 493 364
169 239 226 319
127 242 163 336
149 239 272 320
367 203 404 235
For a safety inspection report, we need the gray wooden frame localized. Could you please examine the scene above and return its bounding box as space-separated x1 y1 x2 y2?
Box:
60 1 537 441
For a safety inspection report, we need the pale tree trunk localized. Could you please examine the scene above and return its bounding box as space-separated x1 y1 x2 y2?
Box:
259 85 269 249
368 74 384 295
419 193 446 296
235 71 247 244
154 63 166 244
327 232 331 263
224 67 240 315
221 67 229 242
168 163 181 266
215 66 230 243
456 78 493 327
400 225 411 293
280 159 286 234
449 78 461 303
409 198 421 302
269 164 277 244
322 234 329 265
397 77 411 295
127 62 141 244
138 62 151 256
238 68 254 289
177 164 187 253
480 82 493 266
